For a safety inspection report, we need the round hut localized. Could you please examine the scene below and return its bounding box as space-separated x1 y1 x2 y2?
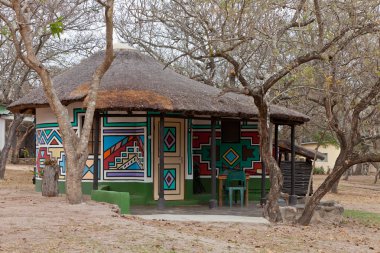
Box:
9 47 309 207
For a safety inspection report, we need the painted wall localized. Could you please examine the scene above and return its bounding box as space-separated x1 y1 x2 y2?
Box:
36 104 89 180
35 104 153 183
35 105 269 203
0 118 5 151
301 142 341 172
35 106 192 184
191 119 263 177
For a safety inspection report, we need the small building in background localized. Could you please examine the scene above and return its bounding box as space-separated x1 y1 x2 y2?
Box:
300 142 340 173
0 104 35 160
0 105 11 151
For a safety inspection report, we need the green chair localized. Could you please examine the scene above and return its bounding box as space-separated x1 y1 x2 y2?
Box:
225 170 246 207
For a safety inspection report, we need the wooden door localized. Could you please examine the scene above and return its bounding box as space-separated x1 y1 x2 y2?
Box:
153 118 185 200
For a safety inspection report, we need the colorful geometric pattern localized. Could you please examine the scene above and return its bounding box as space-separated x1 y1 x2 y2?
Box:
36 129 62 146
192 131 221 176
103 129 145 180
36 126 100 180
192 122 262 176
223 148 240 166
82 156 100 180
164 168 176 190
36 147 51 176
164 127 176 152
58 151 66 176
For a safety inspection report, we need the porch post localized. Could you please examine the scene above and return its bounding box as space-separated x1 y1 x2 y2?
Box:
274 124 279 164
289 124 297 205
260 161 266 206
209 117 217 209
92 110 100 190
158 113 165 209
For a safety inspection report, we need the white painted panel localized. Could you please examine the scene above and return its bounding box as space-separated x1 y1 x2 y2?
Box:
192 119 211 125
0 118 5 151
106 115 146 123
36 102 83 124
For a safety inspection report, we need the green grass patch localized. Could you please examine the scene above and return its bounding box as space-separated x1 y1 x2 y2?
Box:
344 209 380 227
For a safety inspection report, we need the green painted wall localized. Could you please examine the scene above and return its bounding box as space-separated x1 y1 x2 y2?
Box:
196 177 270 201
91 190 130 214
35 179 154 205
35 177 270 205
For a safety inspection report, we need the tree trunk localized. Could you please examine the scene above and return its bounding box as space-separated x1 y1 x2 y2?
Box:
375 169 380 184
297 163 348 225
0 114 23 179
331 163 354 193
353 164 363 175
330 179 339 193
263 158 283 222
253 93 283 222
343 166 353 181
10 146 19 164
41 165 59 197
64 136 89 204
11 124 34 164
372 162 380 184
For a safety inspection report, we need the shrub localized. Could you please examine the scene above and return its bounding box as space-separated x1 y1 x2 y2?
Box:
313 167 325 175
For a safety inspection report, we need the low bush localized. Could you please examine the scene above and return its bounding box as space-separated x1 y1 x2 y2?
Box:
313 167 325 175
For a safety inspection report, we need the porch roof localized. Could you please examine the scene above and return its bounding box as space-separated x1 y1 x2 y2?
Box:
9 48 309 125
278 140 325 160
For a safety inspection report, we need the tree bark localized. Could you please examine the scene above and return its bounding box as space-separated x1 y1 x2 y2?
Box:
297 161 349 225
330 179 339 193
11 124 34 164
372 162 380 184
0 114 23 179
42 164 59 197
65 140 88 204
253 93 283 222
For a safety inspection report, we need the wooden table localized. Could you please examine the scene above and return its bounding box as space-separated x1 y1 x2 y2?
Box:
218 174 249 207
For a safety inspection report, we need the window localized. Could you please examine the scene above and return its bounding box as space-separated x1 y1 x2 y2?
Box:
221 119 240 143
317 153 328 162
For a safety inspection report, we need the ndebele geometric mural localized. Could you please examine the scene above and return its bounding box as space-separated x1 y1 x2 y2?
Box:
36 127 99 180
192 124 262 176
103 128 145 180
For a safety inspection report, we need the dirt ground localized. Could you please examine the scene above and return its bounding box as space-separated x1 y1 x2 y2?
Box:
1 166 380 253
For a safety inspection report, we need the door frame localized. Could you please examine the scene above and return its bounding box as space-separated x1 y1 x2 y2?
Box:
153 118 185 200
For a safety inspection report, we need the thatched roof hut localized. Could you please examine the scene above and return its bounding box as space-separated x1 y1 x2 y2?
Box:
9 48 309 124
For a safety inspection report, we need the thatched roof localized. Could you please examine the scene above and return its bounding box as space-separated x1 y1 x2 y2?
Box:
9 48 309 124
278 140 324 160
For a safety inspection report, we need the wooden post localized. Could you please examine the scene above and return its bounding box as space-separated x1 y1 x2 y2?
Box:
42 163 59 197
260 161 266 206
274 124 279 164
289 124 297 205
93 110 100 190
158 113 165 209
209 117 217 209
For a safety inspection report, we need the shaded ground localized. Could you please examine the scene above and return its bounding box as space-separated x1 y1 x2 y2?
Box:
1 167 380 253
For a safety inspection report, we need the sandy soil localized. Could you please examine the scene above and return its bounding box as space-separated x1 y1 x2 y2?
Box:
1 167 380 253
314 175 380 214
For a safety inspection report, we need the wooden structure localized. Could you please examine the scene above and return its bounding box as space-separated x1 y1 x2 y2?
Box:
278 140 324 196
9 47 310 208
